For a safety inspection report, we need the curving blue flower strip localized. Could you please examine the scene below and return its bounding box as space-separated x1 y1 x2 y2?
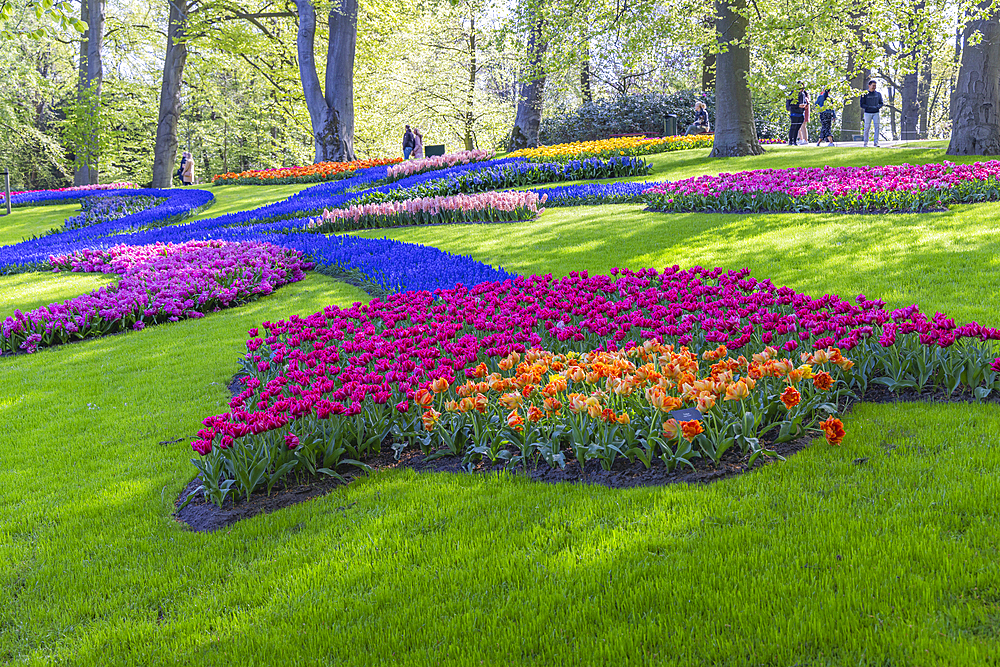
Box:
0 188 214 272
524 181 668 206
0 157 647 292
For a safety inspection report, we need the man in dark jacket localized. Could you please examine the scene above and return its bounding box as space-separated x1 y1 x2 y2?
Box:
402 125 416 159
860 80 884 148
787 98 805 146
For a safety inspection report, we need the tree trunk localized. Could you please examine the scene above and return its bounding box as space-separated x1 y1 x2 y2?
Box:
900 1 924 141
73 0 89 187
151 0 189 188
580 41 592 103
888 86 897 140
918 50 932 138
840 53 867 142
507 13 547 151
701 16 716 91
947 0 1000 154
464 18 476 151
295 0 357 163
709 0 763 157
75 0 103 185
901 71 918 140
323 0 357 162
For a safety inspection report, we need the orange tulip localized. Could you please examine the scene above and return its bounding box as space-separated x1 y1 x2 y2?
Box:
662 418 678 439
813 371 834 391
680 420 704 441
506 409 524 432
431 377 450 394
421 408 441 431
780 386 801 409
527 405 544 423
820 416 846 446
414 388 434 407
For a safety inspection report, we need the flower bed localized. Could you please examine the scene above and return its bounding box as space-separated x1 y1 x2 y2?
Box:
212 158 403 186
507 135 714 162
2 183 139 207
385 150 493 181
644 161 1000 213
0 241 310 355
525 182 665 206
64 195 166 230
0 188 215 273
361 156 651 204
305 191 546 233
186 266 1000 506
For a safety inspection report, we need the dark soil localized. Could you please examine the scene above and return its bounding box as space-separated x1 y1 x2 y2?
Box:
173 382 1000 533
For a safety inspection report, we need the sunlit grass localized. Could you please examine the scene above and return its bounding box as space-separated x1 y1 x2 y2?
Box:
2 150 1000 664
0 203 80 247
0 273 112 315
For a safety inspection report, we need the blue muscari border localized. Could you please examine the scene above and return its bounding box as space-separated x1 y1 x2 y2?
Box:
0 157 653 292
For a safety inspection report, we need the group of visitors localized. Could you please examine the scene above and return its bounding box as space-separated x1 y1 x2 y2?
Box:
682 79 883 148
786 79 884 147
402 125 424 159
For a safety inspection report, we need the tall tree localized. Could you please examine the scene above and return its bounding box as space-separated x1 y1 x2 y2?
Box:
947 0 1000 154
508 6 547 151
701 15 716 91
151 0 191 188
295 0 357 163
74 0 104 185
709 0 762 156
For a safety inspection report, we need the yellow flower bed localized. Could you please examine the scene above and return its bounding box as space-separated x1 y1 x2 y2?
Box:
508 135 714 161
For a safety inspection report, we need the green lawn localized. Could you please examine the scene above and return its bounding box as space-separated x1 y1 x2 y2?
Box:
2 149 999 665
0 203 80 247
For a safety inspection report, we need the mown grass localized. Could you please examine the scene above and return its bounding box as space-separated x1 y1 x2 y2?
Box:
0 272 111 315
2 150 1000 665
0 203 81 247
185 183 314 223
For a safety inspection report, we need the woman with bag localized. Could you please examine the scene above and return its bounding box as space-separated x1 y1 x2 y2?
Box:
413 128 424 159
181 151 195 185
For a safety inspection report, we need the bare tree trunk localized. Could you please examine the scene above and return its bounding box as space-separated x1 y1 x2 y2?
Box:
75 0 103 185
323 0 357 162
900 1 924 141
948 0 1000 154
701 16 716 91
918 50 932 138
888 86 898 140
151 0 189 188
295 0 356 163
709 0 763 157
901 72 919 140
464 18 476 151
580 41 592 103
508 12 547 151
73 0 89 187
840 54 867 142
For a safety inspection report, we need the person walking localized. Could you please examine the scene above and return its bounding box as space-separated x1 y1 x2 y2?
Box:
402 125 416 159
413 128 424 159
685 101 710 135
796 81 810 144
180 151 195 185
786 96 805 146
817 96 837 147
175 152 188 185
860 80 884 147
